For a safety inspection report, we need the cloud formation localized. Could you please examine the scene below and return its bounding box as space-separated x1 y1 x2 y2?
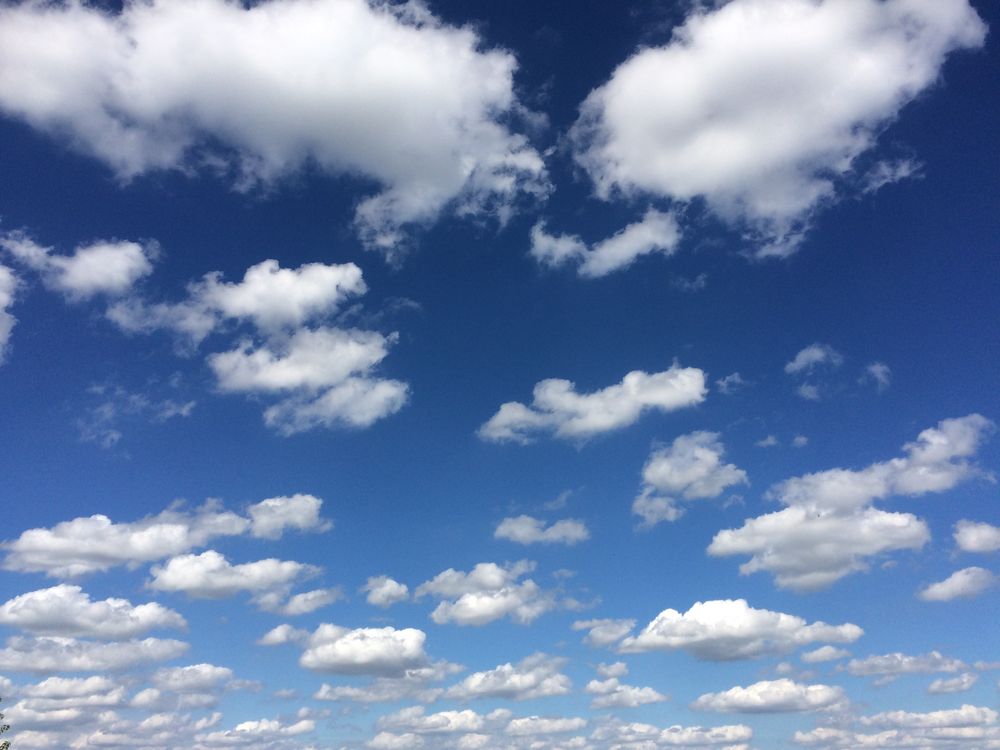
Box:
494 516 590 545
692 679 846 713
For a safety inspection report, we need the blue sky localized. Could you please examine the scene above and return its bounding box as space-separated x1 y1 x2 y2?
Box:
0 0 998 748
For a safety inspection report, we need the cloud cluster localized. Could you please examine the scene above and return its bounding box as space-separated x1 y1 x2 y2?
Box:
796 704 999 748
0 0 547 253
586 664 667 709
445 653 571 701
415 561 556 626
633 431 748 527
530 209 681 277
479 364 707 443
570 0 986 255
692 679 846 713
616 599 862 661
494 516 590 545
263 623 429 676
2 495 331 577
709 414 995 591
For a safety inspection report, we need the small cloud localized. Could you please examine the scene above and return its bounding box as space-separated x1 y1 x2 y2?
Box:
715 372 747 395
755 435 779 448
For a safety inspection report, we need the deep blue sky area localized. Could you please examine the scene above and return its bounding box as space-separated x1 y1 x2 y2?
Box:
0 1 997 749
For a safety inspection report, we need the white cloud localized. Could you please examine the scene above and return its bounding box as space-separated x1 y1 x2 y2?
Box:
591 718 753 747
796 705 1000 748
0 0 548 253
479 364 707 443
446 653 571 701
378 706 486 734
0 635 187 672
797 383 822 401
200 715 316 745
954 520 1000 553
792 435 809 448
570 0 986 256
262 374 409 435
2 496 329 577
633 431 748 527
363 576 410 608
755 435 779 448
530 209 681 277
262 588 343 617
257 624 310 647
715 372 747 395
494 516 590 545
415 561 555 626
860 704 997 729
247 494 331 540
928 673 978 694
846 650 966 677
572 618 637 648
505 716 587 735
0 584 185 639
299 624 428 676
368 732 424 750
586 674 668 709
709 414 995 591
918 567 996 602
0 232 155 301
801 646 850 664
618 599 862 660
314 662 462 704
864 362 892 391
148 550 317 601
153 664 233 693
785 344 844 375
0 263 17 365
692 679 845 713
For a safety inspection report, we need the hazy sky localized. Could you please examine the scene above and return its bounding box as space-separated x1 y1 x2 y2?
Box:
0 1 998 748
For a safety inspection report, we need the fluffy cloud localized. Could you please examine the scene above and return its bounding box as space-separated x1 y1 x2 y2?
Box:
800 646 850 664
709 415 995 591
954 520 1000 553
2 496 329 577
479 364 707 443
363 576 410 608
0 232 154 301
0 0 546 253
148 550 317 601
0 263 17 364
415 561 555 626
591 718 753 747
153 664 233 693
918 567 996 602
199 715 316 745
618 599 862 660
863 362 892 391
846 650 966 677
0 585 185 639
446 653 571 701
692 679 845 713
797 704 1000 748
298 624 429 676
0 635 187 673
505 716 587 735
586 664 668 709
928 673 978 694
632 431 748 527
378 706 486 734
314 662 462 704
785 344 844 375
572 618 637 648
570 0 986 255
494 516 590 545
246 494 332 540
530 209 681 277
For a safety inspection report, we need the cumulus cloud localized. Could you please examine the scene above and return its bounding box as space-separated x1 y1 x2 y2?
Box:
785 344 844 375
795 704 1000 748
153 664 233 694
494 516 590 545
846 650 966 678
2 495 330 577
446 653 571 701
0 584 185 639
0 635 187 673
479 364 706 443
863 362 892 391
570 0 986 255
0 231 154 301
572 618 637 648
928 672 978 694
692 679 845 713
918 567 996 602
148 550 318 603
377 706 487 735
586 664 668 709
415 561 555 626
0 0 547 254
0 263 17 365
505 715 587 735
591 718 753 747
801 646 850 664
617 599 862 661
296 624 429 676
315 661 462 704
632 431 748 527
247 494 332 540
530 209 681 277
709 414 995 591
954 520 1000 553
363 576 410 608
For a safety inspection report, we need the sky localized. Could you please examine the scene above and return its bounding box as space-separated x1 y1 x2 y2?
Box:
0 0 998 748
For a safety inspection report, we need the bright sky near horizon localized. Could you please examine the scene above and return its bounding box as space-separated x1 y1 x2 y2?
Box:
0 0 998 748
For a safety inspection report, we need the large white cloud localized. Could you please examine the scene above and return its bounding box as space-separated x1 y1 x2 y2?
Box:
618 599 862 661
0 584 185 639
954 520 1000 553
445 653 571 701
530 209 681 278
148 550 317 601
691 679 846 713
591 718 753 747
709 414 995 591
633 431 748 527
0 0 547 253
918 567 996 602
2 496 330 577
479 364 707 443
377 706 486 735
796 704 1000 748
0 232 154 301
570 0 986 255
846 650 966 678
297 624 429 676
0 635 187 673
415 561 555 626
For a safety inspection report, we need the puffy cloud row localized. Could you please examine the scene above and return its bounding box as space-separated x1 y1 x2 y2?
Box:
795 704 999 748
709 415 995 591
